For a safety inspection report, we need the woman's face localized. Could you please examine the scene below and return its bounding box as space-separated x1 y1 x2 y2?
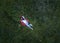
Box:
21 17 24 20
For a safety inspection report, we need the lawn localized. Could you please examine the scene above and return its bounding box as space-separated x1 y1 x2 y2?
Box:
0 0 60 43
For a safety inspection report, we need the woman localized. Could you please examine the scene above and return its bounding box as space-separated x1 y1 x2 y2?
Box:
20 16 33 30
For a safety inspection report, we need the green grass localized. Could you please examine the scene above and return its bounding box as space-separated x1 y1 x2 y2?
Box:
0 0 60 43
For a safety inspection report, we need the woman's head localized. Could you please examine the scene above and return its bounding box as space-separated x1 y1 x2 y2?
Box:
20 16 25 20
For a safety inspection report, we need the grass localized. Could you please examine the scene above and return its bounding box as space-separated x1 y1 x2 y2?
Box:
0 0 60 43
